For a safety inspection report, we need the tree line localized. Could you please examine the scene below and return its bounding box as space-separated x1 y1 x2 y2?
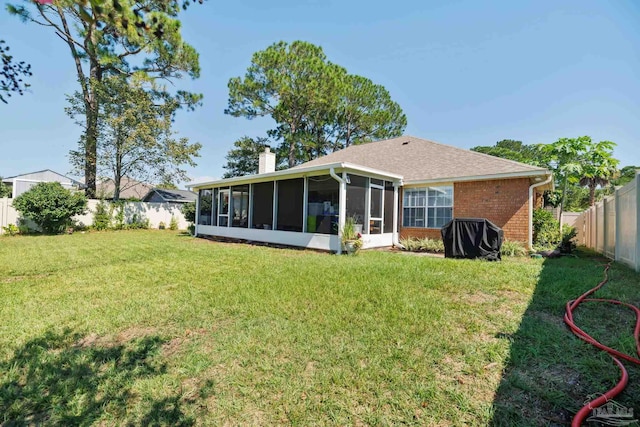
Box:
4 0 204 199
471 138 637 213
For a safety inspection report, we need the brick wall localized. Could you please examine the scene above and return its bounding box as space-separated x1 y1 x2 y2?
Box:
400 178 531 244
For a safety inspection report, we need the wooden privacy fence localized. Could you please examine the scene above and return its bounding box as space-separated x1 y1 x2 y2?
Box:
0 198 190 234
568 173 640 272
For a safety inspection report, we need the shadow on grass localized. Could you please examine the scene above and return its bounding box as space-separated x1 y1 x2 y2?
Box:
490 252 640 426
0 329 194 426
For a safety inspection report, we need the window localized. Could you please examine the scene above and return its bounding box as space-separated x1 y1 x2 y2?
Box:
231 185 249 228
198 189 213 225
307 175 339 235
276 178 304 232
403 186 453 228
252 181 274 229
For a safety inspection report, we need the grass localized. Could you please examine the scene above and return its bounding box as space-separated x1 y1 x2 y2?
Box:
0 231 639 425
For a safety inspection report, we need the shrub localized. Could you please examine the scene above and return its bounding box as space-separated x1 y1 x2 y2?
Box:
181 202 196 224
158 221 166 230
12 182 87 234
128 214 150 230
418 238 444 253
92 200 111 230
113 202 125 230
17 220 31 235
2 224 19 236
533 208 561 250
501 240 528 257
399 237 444 253
559 226 577 253
169 216 179 230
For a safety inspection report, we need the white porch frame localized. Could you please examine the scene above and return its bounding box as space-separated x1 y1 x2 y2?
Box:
192 163 402 252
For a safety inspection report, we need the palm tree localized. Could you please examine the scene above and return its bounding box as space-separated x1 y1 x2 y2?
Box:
578 140 619 206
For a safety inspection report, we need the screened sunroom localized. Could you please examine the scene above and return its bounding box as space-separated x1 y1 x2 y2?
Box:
189 162 402 253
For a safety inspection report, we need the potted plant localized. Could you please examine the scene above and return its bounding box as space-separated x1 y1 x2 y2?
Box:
341 216 363 255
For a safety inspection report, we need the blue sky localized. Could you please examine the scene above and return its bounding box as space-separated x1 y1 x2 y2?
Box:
1 0 638 186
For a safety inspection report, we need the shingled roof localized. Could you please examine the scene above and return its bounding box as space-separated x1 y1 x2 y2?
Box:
295 136 548 183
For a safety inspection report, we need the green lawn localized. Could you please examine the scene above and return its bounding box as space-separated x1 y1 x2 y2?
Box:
1 231 638 426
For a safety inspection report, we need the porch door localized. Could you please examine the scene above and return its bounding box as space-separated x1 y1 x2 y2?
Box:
369 180 384 234
218 189 230 226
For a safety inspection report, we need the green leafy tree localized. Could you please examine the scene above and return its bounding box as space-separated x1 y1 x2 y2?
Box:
181 201 195 223
67 76 201 201
0 40 32 104
335 74 406 149
578 140 619 206
226 40 406 168
222 136 279 178
611 165 639 187
8 0 202 197
12 182 87 234
0 178 11 198
471 139 549 167
539 136 590 220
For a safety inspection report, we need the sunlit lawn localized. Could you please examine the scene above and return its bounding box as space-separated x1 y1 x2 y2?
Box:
1 231 638 426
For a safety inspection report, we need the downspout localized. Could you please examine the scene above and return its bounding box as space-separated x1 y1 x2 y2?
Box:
329 167 347 255
529 174 553 249
392 181 405 249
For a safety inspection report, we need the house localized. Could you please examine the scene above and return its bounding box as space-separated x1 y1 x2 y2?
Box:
2 169 83 198
142 188 197 204
188 136 553 252
96 177 153 200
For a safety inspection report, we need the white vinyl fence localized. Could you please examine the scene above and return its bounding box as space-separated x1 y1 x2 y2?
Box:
0 198 190 234
568 173 640 272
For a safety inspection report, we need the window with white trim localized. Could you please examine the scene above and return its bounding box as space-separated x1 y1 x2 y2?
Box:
403 186 453 228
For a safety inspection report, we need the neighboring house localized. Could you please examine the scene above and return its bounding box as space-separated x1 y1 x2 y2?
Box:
2 169 83 198
188 136 553 252
142 188 197 204
96 177 153 200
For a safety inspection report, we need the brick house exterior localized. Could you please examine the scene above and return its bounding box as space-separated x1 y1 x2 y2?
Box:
298 136 553 247
191 136 553 251
400 178 532 242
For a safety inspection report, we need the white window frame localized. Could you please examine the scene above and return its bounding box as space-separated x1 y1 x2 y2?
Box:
403 185 453 229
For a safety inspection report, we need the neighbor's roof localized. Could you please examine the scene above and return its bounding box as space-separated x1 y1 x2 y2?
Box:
143 188 197 203
294 136 549 184
97 177 153 200
3 169 83 185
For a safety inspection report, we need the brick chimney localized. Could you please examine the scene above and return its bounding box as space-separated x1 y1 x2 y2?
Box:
258 147 276 174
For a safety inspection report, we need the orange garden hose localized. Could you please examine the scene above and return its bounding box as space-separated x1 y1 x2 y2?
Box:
563 262 640 426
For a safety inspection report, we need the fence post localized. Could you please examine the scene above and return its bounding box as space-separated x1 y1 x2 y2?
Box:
615 186 621 263
604 198 609 257
636 173 640 272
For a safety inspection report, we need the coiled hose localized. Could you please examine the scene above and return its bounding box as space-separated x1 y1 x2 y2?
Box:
563 262 640 426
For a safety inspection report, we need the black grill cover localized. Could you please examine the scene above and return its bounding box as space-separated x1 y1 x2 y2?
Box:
441 218 504 261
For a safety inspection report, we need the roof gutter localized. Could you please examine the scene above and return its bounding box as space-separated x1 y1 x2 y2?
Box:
528 174 554 249
404 169 549 186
